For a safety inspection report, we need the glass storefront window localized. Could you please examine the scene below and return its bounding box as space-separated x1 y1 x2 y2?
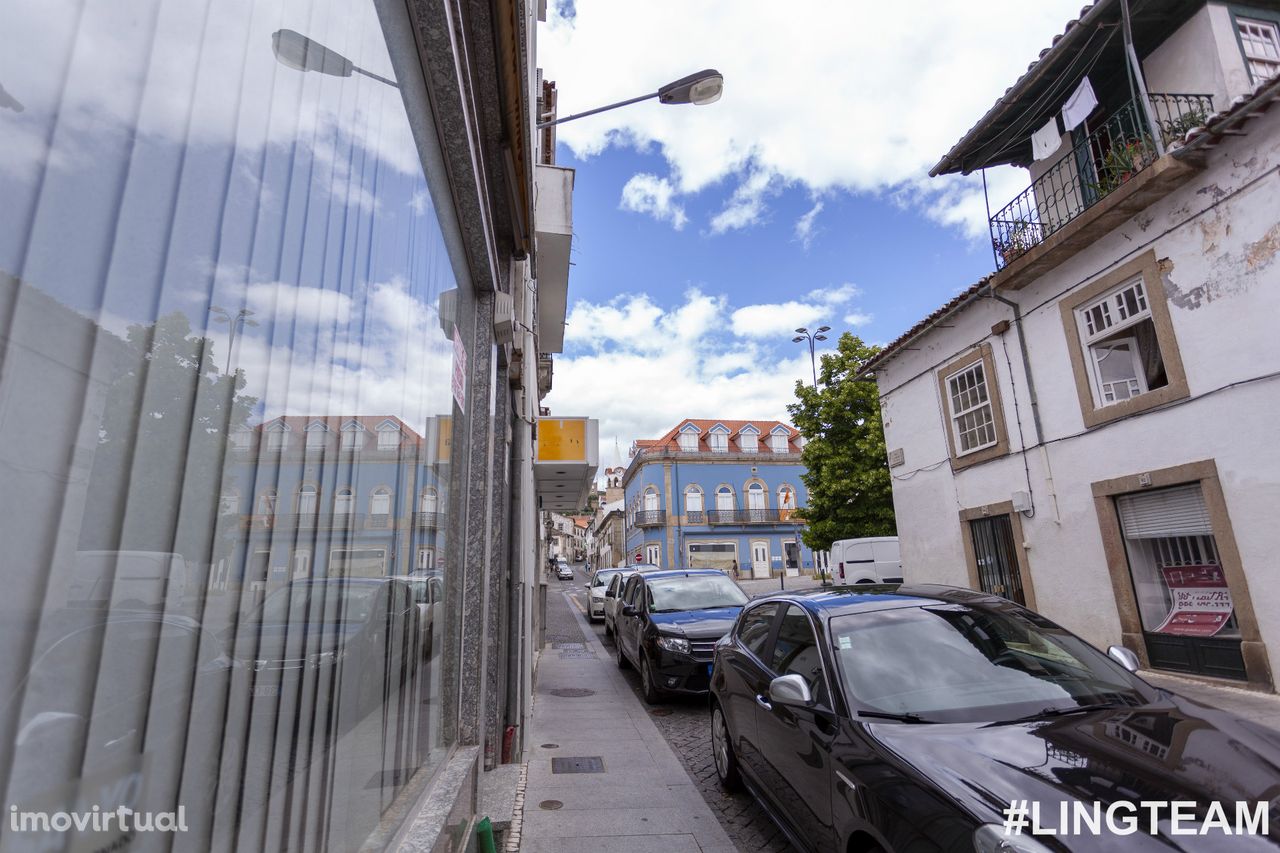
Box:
0 0 471 849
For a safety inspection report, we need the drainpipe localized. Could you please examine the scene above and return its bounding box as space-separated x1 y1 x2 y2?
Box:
1120 0 1165 157
986 290 1043 447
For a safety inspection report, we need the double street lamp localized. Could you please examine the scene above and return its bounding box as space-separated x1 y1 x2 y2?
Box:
210 306 259 374
792 326 830 386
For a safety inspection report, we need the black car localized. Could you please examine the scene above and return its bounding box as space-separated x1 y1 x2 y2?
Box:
709 584 1280 852
614 569 748 703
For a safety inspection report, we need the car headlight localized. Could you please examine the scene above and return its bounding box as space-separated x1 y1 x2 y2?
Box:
308 649 345 668
973 824 1055 853
655 635 690 654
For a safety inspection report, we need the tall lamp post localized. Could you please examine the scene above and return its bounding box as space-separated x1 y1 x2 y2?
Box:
210 306 259 374
271 29 399 87
792 326 830 386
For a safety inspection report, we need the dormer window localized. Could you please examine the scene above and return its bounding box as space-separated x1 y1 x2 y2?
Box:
265 424 289 451
769 429 790 453
305 422 327 450
708 425 729 453
738 430 758 453
377 423 401 450
677 424 700 452
229 428 251 451
340 422 363 450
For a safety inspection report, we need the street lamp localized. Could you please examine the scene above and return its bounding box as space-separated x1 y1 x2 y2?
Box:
791 325 830 386
210 306 259 374
271 29 399 88
537 69 724 129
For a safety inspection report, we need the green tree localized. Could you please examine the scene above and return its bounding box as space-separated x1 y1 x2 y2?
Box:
82 312 256 561
786 332 896 552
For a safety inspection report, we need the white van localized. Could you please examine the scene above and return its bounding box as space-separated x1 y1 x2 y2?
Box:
68 550 196 611
829 537 902 585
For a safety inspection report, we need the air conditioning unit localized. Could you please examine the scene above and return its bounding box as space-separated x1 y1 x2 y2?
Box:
494 290 515 344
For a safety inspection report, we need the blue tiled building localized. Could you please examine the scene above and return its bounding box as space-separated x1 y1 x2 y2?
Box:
623 419 816 578
216 414 451 588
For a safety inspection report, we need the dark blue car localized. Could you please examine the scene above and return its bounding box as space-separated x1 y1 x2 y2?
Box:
613 569 748 703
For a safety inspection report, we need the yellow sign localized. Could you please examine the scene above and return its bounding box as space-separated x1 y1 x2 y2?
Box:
538 419 586 462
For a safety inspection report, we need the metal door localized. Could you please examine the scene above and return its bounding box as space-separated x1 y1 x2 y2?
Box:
969 515 1025 605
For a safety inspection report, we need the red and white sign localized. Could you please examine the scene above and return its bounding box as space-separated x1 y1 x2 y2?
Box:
451 327 467 411
1154 565 1233 637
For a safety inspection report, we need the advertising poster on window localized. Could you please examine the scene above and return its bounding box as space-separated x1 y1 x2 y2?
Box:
1155 565 1233 637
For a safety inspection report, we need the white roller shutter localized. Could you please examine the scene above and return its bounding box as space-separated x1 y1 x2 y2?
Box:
1116 484 1212 539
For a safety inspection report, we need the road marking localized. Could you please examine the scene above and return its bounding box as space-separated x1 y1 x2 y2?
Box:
566 593 587 615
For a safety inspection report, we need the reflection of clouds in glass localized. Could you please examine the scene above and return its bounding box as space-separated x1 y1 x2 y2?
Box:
244 281 353 325
1 0 420 182
220 277 454 434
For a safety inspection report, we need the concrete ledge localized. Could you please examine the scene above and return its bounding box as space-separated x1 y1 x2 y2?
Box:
478 763 523 833
393 746 481 853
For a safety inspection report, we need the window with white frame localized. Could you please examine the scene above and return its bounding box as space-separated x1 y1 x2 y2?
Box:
341 426 360 450
708 426 729 452
777 485 796 511
266 428 287 451
377 425 400 450
229 429 251 451
685 487 704 515
643 489 660 512
678 427 698 452
370 488 391 516
1075 276 1168 407
296 483 318 515
769 431 789 453
944 361 997 454
715 486 735 511
1238 18 1280 84
334 488 354 515
306 426 326 449
738 430 758 453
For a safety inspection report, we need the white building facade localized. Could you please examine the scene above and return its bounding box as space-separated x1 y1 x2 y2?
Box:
871 0 1280 691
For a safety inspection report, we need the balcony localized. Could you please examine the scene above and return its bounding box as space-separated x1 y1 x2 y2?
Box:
990 94 1212 273
414 511 441 529
706 509 804 525
634 509 665 527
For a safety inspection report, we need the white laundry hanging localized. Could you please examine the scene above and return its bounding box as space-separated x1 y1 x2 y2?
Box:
1032 118 1063 161
1061 76 1098 131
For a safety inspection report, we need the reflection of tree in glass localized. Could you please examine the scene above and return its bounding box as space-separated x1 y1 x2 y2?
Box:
81 312 256 564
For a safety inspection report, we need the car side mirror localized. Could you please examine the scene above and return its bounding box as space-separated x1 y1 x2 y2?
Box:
1107 645 1140 673
768 673 813 707
622 604 638 617
605 589 615 599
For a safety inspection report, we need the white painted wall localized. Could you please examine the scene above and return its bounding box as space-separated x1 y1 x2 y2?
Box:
876 104 1280 660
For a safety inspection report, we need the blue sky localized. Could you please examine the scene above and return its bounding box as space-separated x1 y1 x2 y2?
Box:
538 0 1087 463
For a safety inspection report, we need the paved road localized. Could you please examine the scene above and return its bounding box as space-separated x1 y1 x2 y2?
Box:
555 565 800 853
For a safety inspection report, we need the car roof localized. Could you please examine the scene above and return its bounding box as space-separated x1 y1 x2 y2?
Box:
636 569 728 582
745 583 1009 617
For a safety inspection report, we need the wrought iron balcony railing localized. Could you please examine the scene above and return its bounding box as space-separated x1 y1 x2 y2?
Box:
706 509 805 525
414 511 441 529
990 93 1213 269
634 510 665 527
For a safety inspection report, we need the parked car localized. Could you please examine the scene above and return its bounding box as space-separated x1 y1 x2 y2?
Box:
67 550 199 612
709 584 1280 853
585 567 625 622
229 578 420 728
827 536 902 584
555 563 575 580
391 574 443 657
614 569 748 703
602 564 661 639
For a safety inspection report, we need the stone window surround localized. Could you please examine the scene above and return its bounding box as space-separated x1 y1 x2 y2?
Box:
1059 250 1189 429
957 501 1038 613
1091 458 1272 690
936 343 1010 471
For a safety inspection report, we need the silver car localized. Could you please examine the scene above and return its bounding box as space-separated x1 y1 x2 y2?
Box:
585 567 626 622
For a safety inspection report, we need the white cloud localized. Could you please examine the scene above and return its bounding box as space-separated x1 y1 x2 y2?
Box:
794 200 824 249
619 173 688 229
730 282 864 337
540 0 1082 237
548 289 848 462
844 311 874 328
244 282 354 326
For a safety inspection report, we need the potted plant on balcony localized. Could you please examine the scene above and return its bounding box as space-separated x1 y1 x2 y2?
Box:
1000 218 1036 265
1097 135 1155 194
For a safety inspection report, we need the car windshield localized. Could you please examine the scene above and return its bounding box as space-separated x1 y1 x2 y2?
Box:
255 583 382 625
592 570 621 588
830 604 1155 723
647 575 748 613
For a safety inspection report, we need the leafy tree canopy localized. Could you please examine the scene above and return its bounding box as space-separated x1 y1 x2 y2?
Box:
786 332 896 553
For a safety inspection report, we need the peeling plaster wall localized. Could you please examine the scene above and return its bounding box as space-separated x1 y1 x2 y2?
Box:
876 105 1280 664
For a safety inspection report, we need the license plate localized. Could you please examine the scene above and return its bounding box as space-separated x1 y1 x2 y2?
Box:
253 684 279 698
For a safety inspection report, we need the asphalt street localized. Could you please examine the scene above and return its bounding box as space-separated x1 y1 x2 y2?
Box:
551 565 795 853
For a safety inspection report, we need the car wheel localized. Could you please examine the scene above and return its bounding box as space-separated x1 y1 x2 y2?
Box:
711 703 742 791
639 655 662 705
616 636 630 669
